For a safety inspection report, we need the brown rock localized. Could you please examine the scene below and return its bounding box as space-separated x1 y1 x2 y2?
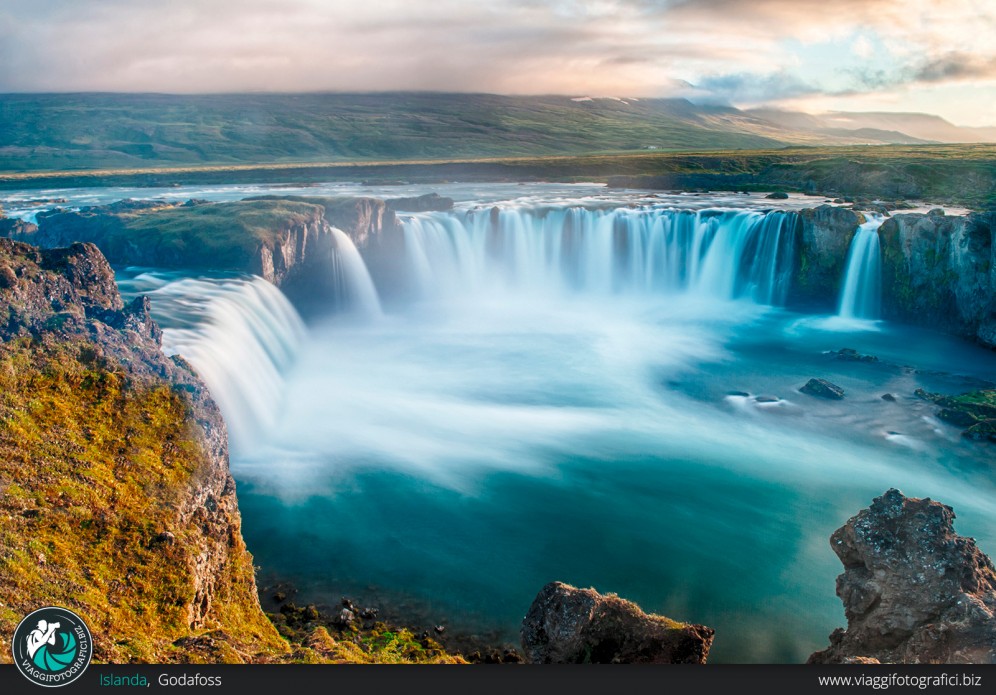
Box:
521 581 714 664
809 489 996 664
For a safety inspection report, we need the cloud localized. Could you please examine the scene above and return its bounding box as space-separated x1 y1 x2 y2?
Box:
0 0 992 124
695 72 822 104
913 53 996 82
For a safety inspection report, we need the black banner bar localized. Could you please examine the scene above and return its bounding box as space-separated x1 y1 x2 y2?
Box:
0 664 993 695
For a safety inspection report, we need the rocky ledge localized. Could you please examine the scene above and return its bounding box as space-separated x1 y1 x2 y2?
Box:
810 489 996 664
0 238 286 662
520 582 714 664
2 195 419 312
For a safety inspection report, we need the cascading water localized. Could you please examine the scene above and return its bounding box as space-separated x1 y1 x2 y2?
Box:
399 207 798 305
838 216 883 320
142 276 307 454
330 227 383 317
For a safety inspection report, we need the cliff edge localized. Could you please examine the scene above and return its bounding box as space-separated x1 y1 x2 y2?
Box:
0 239 286 663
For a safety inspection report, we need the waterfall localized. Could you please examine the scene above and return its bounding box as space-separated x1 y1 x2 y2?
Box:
330 227 383 317
148 276 307 454
838 216 883 320
398 207 798 305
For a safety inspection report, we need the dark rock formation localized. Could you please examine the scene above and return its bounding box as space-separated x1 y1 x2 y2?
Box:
0 217 38 243
386 193 454 212
520 581 714 664
791 205 865 308
809 489 996 664
765 191 789 199
3 196 405 314
879 211 995 348
800 378 846 399
830 348 878 363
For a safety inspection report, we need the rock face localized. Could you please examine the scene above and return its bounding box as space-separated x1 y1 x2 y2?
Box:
791 205 865 308
521 582 714 664
0 238 284 662
385 193 454 212
6 196 403 313
809 489 996 664
0 217 38 243
800 378 846 399
879 211 996 348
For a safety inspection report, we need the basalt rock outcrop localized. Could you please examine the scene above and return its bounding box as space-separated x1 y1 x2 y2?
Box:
6 196 405 313
879 211 996 348
385 192 454 212
520 581 714 664
0 238 285 663
791 205 864 308
0 217 38 243
809 489 996 664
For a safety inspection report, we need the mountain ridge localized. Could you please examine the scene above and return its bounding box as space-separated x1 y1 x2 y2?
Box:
2 92 993 173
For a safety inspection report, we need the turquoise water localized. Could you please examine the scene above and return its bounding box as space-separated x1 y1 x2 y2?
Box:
232 295 996 663
104 191 996 664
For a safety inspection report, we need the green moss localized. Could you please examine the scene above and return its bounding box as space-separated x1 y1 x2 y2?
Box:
115 199 324 269
0 338 285 663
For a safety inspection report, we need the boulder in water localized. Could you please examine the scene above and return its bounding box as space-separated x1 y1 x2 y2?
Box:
830 348 878 363
520 581 714 664
809 489 996 664
765 191 789 199
800 378 845 400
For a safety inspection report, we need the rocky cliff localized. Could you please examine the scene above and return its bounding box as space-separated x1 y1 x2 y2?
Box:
879 211 996 347
790 205 864 309
13 196 402 313
0 238 286 663
789 206 996 348
810 489 996 664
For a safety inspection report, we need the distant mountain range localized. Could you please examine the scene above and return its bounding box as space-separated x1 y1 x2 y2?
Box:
746 108 996 145
0 92 992 172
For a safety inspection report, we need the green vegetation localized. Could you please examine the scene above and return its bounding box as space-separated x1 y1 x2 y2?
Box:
267 614 465 665
3 144 994 209
0 92 785 173
0 337 286 663
917 388 996 442
114 199 324 269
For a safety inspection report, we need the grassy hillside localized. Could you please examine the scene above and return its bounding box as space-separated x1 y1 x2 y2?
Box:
0 92 797 171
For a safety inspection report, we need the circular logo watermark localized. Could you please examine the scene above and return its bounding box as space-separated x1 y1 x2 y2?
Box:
11 607 93 688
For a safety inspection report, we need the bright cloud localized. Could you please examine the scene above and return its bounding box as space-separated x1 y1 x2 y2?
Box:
0 0 992 125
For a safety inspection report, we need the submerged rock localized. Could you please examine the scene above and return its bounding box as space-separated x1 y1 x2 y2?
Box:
765 192 789 199
520 582 714 664
809 489 996 664
830 348 879 363
800 378 845 400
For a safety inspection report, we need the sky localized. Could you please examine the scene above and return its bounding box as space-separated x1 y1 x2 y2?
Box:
0 0 993 126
